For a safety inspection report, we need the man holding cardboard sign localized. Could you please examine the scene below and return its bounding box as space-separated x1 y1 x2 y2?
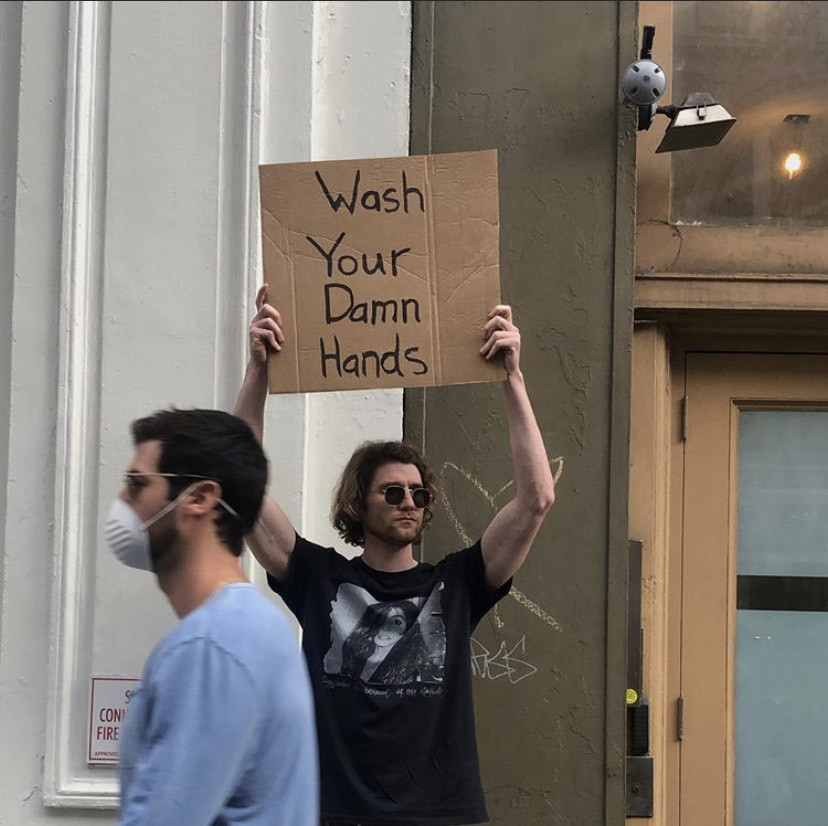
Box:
233 280 555 824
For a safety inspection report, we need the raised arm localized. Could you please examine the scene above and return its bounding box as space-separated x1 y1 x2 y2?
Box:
479 305 555 590
233 285 296 581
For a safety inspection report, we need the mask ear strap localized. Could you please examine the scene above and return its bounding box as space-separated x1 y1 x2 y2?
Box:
218 499 240 521
142 483 199 530
189 479 241 521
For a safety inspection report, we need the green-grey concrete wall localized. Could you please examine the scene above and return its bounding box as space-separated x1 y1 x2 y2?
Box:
407 2 637 823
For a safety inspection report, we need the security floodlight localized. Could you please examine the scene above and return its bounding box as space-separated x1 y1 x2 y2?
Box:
622 26 737 153
654 93 737 153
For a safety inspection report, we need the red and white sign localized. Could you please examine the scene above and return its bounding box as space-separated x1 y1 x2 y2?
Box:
87 676 140 764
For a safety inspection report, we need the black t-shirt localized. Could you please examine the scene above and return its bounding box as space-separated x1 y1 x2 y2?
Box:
268 535 511 826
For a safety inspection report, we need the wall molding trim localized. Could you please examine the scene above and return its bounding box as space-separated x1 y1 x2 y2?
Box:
44 0 114 807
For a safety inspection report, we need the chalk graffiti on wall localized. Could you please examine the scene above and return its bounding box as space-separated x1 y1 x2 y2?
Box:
438 456 565 635
470 634 538 684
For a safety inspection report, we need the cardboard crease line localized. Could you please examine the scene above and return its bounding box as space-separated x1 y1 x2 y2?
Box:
424 155 442 384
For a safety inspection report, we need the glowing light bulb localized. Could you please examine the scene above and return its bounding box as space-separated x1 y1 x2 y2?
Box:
784 151 803 179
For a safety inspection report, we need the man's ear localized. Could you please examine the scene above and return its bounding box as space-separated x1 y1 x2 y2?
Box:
183 480 222 516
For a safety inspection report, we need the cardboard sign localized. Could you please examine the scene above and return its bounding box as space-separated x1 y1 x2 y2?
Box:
258 150 503 393
87 676 140 764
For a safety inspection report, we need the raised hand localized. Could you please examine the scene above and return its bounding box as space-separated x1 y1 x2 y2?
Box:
480 304 521 376
249 284 285 365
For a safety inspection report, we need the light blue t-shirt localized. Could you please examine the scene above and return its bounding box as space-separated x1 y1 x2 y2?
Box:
119 583 318 825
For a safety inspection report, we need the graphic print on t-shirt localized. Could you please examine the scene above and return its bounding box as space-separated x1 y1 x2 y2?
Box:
323 582 446 685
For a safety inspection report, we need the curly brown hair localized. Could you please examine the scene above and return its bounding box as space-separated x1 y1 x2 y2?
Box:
331 441 436 547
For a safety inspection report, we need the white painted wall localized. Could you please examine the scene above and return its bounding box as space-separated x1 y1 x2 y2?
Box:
0 3 21 627
0 1 411 819
262 0 411 553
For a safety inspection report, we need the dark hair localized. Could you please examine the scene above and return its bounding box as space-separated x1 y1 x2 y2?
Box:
341 601 421 681
131 409 268 556
331 441 435 547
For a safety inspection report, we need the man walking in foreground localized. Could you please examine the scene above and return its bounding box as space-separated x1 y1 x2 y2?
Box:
106 408 319 825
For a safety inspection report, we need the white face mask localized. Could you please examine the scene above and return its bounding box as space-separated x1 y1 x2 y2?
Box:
104 492 187 571
104 482 240 571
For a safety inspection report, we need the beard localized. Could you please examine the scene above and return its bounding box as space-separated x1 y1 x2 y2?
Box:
365 517 425 548
148 517 183 576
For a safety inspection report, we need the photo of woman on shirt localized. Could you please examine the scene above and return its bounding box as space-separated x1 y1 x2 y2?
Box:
339 599 444 685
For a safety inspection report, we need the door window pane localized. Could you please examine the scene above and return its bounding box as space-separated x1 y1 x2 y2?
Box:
735 409 828 825
738 410 828 576
736 612 828 826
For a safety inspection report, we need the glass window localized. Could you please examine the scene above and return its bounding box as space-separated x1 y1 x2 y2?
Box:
735 409 828 825
738 410 828 576
671 1 828 226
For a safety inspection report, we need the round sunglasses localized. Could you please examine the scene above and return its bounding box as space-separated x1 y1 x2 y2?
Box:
379 485 431 509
